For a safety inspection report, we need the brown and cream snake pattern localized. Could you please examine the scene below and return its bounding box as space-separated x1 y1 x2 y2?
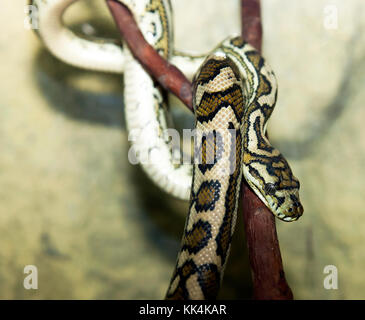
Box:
29 0 303 300
166 37 303 300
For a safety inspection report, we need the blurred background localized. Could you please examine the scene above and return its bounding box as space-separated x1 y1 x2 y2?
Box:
0 0 364 299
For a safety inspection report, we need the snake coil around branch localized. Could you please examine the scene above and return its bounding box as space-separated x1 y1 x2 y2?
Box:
30 0 302 300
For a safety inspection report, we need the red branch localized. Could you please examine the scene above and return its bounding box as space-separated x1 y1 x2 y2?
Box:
241 0 293 300
107 0 293 300
106 0 193 110
241 0 263 52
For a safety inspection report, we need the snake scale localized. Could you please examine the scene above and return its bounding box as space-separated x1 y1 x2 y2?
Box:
30 0 303 300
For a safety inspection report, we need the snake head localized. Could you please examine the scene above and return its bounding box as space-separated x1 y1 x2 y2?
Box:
243 152 304 222
262 180 304 222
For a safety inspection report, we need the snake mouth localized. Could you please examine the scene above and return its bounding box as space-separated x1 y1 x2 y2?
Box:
275 202 304 222
280 214 301 222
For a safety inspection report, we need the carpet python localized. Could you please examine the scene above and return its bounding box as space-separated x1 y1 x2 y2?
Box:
29 0 303 300
166 37 303 299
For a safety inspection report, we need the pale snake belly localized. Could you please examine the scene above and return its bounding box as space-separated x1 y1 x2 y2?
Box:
29 0 303 300
29 0 202 199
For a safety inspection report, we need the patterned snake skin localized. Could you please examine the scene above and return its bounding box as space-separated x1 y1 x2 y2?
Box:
166 37 303 299
30 0 303 300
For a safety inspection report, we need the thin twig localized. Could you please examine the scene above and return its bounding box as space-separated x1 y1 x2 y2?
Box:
106 0 193 110
241 0 263 52
241 0 293 300
107 0 293 300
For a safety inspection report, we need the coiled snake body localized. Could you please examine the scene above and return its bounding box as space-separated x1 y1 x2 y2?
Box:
30 0 202 199
30 0 303 300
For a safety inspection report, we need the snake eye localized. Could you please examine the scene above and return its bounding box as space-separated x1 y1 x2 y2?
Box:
264 183 277 195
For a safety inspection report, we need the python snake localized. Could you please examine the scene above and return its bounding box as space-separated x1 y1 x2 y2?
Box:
30 0 303 300
166 37 303 299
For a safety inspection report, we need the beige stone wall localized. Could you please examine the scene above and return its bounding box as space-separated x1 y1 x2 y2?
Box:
0 0 363 299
